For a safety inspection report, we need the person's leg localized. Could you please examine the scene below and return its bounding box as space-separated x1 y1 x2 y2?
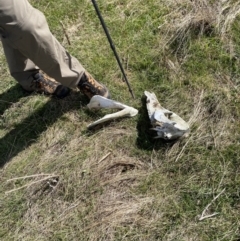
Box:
0 0 109 98
0 0 83 87
1 39 71 97
1 39 38 91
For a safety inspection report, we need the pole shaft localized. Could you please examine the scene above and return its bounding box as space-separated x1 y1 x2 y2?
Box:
91 0 135 99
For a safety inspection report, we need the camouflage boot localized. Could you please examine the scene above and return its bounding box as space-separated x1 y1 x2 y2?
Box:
78 72 110 99
30 73 70 98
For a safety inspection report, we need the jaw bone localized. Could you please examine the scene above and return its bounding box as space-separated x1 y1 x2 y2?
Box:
87 95 138 129
144 91 190 140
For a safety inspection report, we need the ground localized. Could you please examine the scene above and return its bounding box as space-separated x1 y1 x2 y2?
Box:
0 0 240 240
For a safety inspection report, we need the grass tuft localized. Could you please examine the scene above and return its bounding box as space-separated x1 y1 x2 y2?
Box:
0 0 240 240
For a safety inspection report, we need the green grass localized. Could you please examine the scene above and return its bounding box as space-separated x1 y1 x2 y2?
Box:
1 0 240 240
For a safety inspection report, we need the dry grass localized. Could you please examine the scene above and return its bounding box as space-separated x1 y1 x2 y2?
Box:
160 0 240 53
2 126 153 240
1 0 240 240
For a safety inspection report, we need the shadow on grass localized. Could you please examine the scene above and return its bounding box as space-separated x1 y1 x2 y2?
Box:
0 84 29 115
136 95 177 151
0 86 85 168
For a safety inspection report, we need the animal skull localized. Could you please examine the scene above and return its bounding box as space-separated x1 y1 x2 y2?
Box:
144 91 189 140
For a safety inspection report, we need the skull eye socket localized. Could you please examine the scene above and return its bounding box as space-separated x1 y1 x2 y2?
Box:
164 133 169 139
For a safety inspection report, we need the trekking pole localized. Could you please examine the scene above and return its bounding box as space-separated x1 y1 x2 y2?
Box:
91 0 135 99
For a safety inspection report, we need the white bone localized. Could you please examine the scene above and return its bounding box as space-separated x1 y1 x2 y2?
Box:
87 95 138 129
144 91 189 140
87 95 130 110
87 107 138 129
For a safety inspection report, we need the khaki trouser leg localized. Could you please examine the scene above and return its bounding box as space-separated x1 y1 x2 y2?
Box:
0 0 85 90
1 40 39 91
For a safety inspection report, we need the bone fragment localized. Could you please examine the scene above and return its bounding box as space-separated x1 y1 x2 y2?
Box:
87 95 130 110
87 95 138 129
